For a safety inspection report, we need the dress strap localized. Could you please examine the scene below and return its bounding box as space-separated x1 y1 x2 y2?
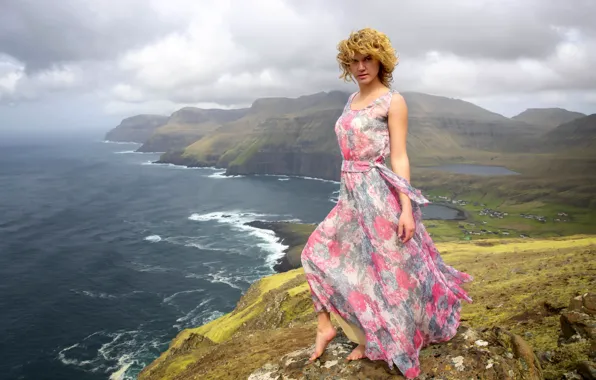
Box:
378 88 398 116
343 92 358 112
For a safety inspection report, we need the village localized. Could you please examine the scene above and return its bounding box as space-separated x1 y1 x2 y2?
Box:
429 195 571 240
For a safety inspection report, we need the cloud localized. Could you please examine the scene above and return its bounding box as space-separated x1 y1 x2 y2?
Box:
0 0 186 71
0 0 595 118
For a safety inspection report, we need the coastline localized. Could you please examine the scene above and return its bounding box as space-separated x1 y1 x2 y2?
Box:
244 220 316 273
244 201 469 274
428 201 469 221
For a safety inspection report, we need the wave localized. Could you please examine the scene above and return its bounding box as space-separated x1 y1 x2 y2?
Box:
129 262 174 273
144 235 162 243
70 289 145 300
57 329 161 380
185 270 246 291
188 210 289 269
241 172 340 184
253 173 339 184
141 161 202 169
329 189 340 203
207 171 245 179
172 296 217 326
114 150 163 155
102 140 142 145
138 158 338 184
162 289 205 305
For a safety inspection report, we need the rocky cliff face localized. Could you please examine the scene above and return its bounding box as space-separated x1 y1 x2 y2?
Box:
157 91 544 178
104 114 168 143
137 234 596 380
137 107 248 152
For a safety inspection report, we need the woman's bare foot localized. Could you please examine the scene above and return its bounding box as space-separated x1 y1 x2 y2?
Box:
346 344 366 361
308 326 337 362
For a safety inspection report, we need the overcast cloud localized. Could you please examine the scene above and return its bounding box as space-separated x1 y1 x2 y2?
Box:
1 0 595 127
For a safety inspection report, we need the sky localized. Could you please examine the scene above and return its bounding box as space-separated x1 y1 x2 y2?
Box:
1 0 595 134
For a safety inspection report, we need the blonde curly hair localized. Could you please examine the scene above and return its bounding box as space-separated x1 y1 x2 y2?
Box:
336 28 399 87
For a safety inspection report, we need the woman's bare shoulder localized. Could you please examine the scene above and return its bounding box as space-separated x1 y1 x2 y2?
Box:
388 91 407 116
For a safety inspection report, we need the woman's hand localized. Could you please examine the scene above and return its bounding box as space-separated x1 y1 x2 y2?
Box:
397 210 415 243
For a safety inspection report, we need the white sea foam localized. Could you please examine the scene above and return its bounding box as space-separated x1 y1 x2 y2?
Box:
250 172 340 184
129 262 173 273
115 150 162 154
160 235 236 253
82 290 117 299
108 355 133 380
174 297 214 323
162 289 205 305
144 235 162 243
207 171 245 179
102 140 142 145
71 289 145 300
185 270 246 291
187 210 288 268
140 161 202 169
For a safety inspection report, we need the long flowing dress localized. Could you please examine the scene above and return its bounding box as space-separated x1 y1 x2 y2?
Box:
300 89 473 379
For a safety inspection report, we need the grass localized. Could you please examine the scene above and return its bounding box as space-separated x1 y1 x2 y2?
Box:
139 234 596 380
189 270 304 343
420 187 595 243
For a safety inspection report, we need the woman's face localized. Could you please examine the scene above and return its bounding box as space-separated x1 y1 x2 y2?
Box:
349 53 380 85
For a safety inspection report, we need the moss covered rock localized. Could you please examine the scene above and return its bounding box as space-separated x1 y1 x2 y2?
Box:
249 325 542 380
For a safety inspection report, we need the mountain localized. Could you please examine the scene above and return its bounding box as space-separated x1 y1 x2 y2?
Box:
541 113 596 152
136 107 248 152
157 91 350 177
156 90 543 179
402 92 535 154
104 114 169 143
512 108 586 130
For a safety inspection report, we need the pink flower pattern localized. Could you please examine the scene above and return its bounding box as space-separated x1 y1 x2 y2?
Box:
301 89 473 379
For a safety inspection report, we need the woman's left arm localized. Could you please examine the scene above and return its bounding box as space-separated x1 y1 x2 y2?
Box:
387 93 415 242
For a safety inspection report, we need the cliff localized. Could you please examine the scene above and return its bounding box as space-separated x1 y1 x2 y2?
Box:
138 234 596 380
156 91 542 177
157 91 349 170
104 114 169 143
136 107 248 153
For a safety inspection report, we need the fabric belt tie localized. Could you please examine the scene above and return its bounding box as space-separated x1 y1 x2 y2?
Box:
341 158 430 206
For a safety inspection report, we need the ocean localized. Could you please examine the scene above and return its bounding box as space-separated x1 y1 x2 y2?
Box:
0 133 457 380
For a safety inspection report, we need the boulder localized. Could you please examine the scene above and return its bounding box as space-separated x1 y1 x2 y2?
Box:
560 293 596 344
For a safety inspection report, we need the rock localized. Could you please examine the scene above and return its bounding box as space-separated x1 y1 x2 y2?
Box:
537 350 554 364
169 332 214 356
247 363 281 380
560 293 596 344
493 326 543 379
577 360 596 380
569 293 596 316
578 361 596 379
248 325 542 379
563 371 584 380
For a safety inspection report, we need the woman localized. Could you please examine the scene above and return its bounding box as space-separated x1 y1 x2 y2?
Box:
300 28 473 379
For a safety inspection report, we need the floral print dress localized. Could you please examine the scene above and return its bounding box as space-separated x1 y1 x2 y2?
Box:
301 89 473 379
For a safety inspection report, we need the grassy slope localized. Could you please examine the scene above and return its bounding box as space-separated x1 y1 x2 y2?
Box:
139 235 595 380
